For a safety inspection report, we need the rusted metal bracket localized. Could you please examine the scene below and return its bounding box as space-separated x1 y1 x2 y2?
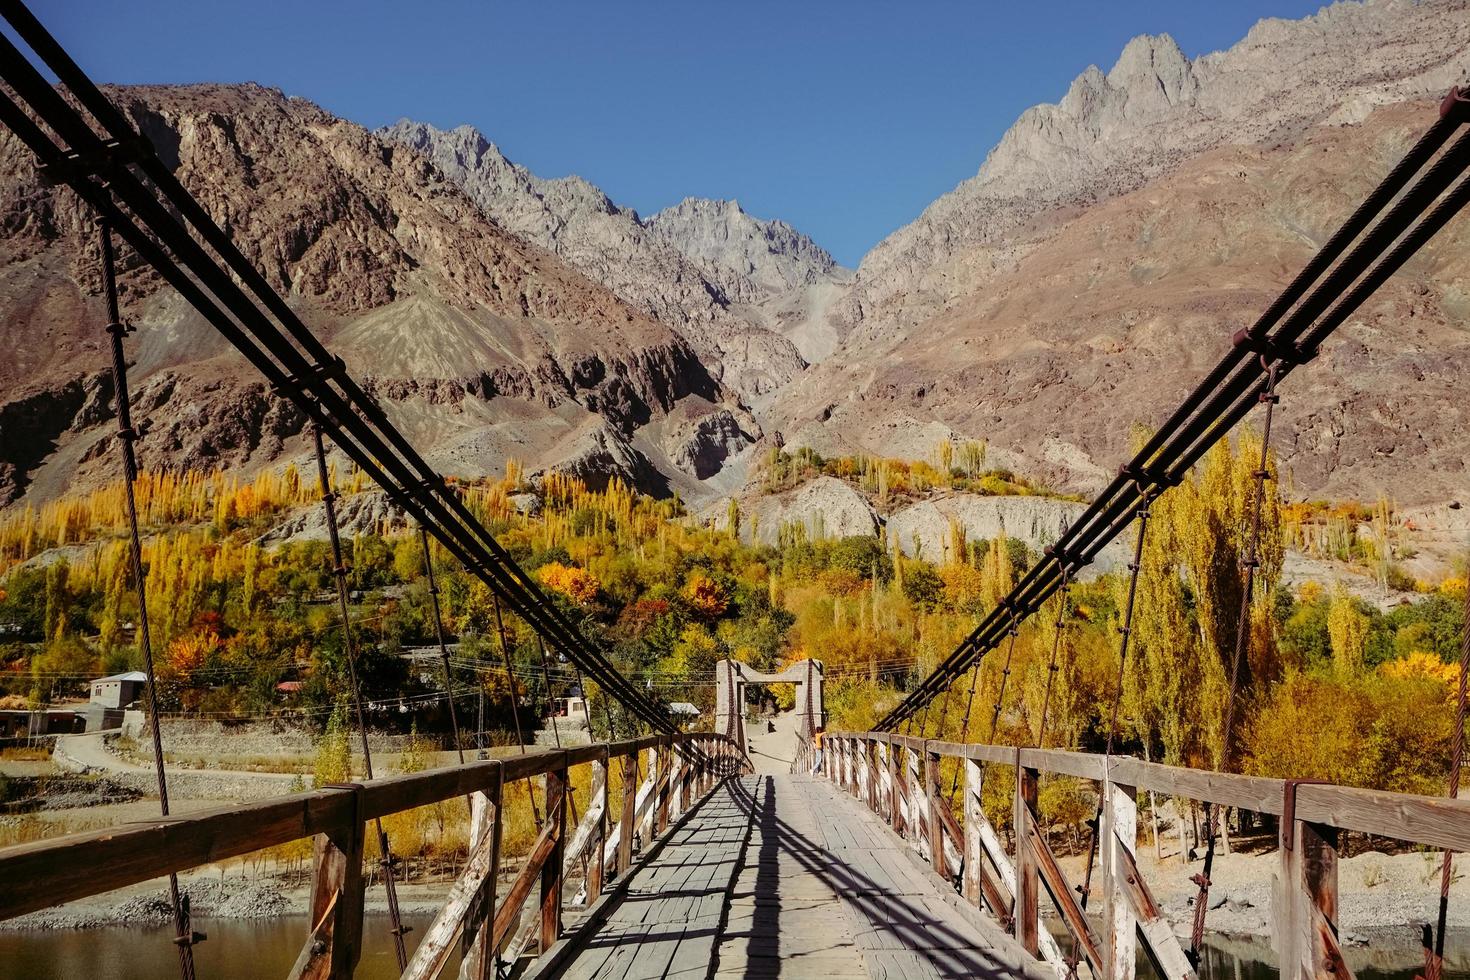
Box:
39 134 149 184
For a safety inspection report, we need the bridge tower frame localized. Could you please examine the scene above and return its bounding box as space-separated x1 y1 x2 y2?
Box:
713 658 825 755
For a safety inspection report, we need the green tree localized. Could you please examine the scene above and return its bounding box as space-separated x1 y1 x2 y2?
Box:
313 701 353 787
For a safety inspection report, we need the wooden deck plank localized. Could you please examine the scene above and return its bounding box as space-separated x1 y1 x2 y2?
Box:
551 771 1047 980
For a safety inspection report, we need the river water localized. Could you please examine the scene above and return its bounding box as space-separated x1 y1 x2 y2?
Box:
0 918 1466 979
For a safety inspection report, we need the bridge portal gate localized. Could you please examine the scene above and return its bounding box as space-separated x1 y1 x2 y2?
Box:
713 658 824 755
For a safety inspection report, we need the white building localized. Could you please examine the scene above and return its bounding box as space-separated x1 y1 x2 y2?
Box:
90 671 146 709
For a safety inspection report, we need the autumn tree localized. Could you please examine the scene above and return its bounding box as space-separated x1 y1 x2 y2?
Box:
1327 582 1369 677
313 701 352 787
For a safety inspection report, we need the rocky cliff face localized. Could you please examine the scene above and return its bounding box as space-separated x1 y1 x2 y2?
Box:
378 122 850 398
5 1 1468 514
644 197 843 304
0 85 750 504
773 0 1470 505
838 0 1470 338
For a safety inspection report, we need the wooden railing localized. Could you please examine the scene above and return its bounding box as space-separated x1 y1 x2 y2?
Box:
819 732 1470 980
0 732 748 979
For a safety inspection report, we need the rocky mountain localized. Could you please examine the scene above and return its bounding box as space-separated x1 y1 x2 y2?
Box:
773 0 1470 505
0 84 757 506
5 0 1469 516
378 121 850 397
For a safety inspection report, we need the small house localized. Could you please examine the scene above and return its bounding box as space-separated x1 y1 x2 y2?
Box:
549 696 588 720
90 671 147 709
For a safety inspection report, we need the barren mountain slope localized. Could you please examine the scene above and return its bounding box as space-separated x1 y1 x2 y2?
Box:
379 122 849 398
836 0 1470 341
773 101 1470 504
0 84 751 505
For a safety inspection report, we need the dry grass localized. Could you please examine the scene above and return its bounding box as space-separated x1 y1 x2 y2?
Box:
162 752 310 774
0 746 52 762
0 813 113 848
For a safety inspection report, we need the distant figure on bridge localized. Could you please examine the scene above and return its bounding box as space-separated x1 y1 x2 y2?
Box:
810 726 824 774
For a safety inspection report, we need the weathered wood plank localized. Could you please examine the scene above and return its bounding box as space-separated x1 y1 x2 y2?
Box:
1293 783 1470 852
0 789 355 921
924 738 1015 766
287 784 364 980
401 797 500 980
1018 747 1106 781
459 786 501 980
1022 817 1103 975
1102 778 1136 980
1108 758 1285 815
359 761 501 820
925 750 946 878
1279 818 1353 980
491 797 563 953
541 763 568 953
1014 764 1040 956
1110 831 1196 980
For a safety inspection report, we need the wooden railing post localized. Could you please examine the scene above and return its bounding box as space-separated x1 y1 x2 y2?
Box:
1101 765 1137 980
926 744 946 877
618 750 636 878
963 758 983 907
1014 760 1040 955
539 758 568 953
669 740 686 821
1280 788 1348 980
655 738 672 836
462 777 504 980
905 745 924 850
587 749 609 905
858 739 873 810
885 739 900 832
289 783 365 980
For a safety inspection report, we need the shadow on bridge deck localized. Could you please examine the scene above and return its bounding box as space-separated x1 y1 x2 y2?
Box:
543 772 1048 979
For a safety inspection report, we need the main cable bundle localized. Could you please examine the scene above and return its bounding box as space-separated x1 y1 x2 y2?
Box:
0 0 677 737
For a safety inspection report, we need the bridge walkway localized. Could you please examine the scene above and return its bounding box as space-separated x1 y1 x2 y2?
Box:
549 772 1049 980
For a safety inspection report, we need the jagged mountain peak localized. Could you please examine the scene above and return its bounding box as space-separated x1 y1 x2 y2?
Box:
0 84 758 506
645 196 844 295
379 121 855 397
770 0 1470 508
843 0 1470 339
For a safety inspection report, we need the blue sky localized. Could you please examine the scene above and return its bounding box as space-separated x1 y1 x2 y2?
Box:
25 1 1331 267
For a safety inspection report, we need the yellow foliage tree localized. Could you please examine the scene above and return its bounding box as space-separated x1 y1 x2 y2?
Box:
1327 583 1368 678
537 562 601 606
167 628 217 677
685 571 729 619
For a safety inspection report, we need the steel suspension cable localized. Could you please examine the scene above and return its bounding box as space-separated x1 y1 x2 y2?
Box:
98 219 200 980
419 525 466 765
1187 360 1280 964
536 634 588 882
1064 500 1152 976
950 610 1020 802
492 592 542 828
946 660 984 801
311 426 410 970
1034 569 1071 749
934 677 956 741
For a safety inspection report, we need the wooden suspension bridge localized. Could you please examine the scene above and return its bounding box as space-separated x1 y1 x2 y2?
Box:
3 722 1470 978
3 0 1470 977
